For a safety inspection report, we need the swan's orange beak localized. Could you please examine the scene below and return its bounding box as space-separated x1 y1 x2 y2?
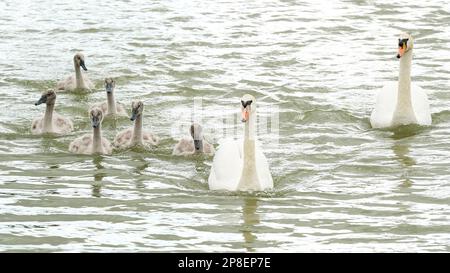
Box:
241 109 249 122
397 44 406 59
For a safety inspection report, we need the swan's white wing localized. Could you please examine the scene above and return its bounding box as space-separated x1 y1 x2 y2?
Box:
255 141 274 190
412 83 432 125
208 138 242 191
370 81 397 128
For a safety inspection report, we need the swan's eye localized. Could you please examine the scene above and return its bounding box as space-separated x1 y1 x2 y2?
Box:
398 38 408 47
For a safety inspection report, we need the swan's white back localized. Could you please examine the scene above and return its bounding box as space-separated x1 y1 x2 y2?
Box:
208 138 273 191
370 81 431 128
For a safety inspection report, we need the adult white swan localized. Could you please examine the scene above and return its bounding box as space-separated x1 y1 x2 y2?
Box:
208 94 273 192
370 33 431 128
57 53 94 91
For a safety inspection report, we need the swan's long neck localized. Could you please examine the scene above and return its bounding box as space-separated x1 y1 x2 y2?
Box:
238 110 260 191
74 62 86 89
393 49 417 125
106 91 117 115
92 125 104 154
132 114 143 144
43 103 54 133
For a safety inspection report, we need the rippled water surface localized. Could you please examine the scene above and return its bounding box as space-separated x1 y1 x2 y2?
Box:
1 0 450 252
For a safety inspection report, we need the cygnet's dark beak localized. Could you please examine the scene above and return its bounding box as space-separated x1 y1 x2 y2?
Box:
194 139 202 151
91 117 100 128
130 111 138 121
80 59 88 71
35 96 47 106
105 83 113 94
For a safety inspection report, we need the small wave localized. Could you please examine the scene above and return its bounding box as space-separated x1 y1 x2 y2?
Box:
299 108 365 125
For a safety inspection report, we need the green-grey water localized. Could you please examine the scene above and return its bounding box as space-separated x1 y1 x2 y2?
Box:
1 0 450 252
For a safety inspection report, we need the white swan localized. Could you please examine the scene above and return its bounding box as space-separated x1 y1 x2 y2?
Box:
68 107 112 155
172 123 215 156
57 52 94 91
113 100 159 149
92 78 127 117
31 89 73 135
370 33 431 128
208 94 273 192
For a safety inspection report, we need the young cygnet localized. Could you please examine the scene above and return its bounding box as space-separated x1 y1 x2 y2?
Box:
172 123 215 156
68 107 113 155
31 89 73 135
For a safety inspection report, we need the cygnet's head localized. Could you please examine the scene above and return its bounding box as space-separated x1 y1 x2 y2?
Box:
397 32 414 59
89 107 104 128
240 94 256 123
35 89 56 106
130 100 144 121
190 123 204 152
74 53 88 71
104 78 115 94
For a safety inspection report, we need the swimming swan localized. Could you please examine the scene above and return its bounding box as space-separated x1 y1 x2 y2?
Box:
172 123 215 156
370 33 431 128
113 100 159 149
92 78 127 117
68 107 113 155
31 89 73 135
57 52 94 91
208 94 273 192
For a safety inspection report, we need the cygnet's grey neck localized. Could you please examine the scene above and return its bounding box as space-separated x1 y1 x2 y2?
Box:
92 125 104 153
43 103 55 132
74 62 86 89
106 91 117 115
132 114 143 144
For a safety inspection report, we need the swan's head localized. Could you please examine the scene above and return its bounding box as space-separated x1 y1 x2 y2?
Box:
190 123 204 152
89 107 103 128
104 78 115 94
397 32 414 59
130 100 144 121
35 89 56 106
74 53 88 71
240 94 256 123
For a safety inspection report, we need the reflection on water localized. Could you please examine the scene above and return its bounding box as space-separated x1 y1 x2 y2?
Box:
390 126 418 189
392 141 415 189
131 153 149 175
392 141 416 167
131 153 148 189
92 156 105 197
194 156 208 174
40 135 56 153
390 124 426 140
241 197 260 251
